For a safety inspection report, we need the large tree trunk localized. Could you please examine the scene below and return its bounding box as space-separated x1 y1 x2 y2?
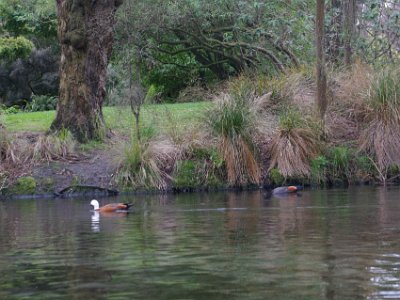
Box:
327 0 343 63
343 0 356 66
316 0 327 120
51 0 122 142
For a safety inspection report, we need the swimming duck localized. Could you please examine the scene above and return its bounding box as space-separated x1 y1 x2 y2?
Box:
90 199 133 213
272 185 303 195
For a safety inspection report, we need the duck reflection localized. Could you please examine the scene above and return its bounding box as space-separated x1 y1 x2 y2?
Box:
90 210 131 233
91 211 100 232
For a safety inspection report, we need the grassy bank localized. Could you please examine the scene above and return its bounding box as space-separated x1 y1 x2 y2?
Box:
2 64 400 197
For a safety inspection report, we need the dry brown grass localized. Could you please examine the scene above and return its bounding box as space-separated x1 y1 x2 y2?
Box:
0 130 34 187
206 80 263 186
116 135 177 190
220 135 261 186
0 130 31 166
0 129 80 190
32 132 78 162
268 110 320 178
359 118 400 172
269 128 319 178
357 68 400 178
324 62 373 144
176 84 212 103
329 62 372 120
325 112 359 143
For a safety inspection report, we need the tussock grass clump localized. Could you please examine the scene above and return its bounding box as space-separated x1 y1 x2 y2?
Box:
325 63 372 143
254 66 315 112
0 128 29 165
116 132 177 190
206 78 262 186
332 62 372 112
359 68 400 178
269 109 320 178
0 128 33 187
32 130 78 162
1 129 78 171
0 127 9 162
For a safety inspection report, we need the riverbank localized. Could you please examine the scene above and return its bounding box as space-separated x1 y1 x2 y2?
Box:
2 65 400 198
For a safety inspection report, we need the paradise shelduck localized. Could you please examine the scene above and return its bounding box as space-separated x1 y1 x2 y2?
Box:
272 185 303 195
90 199 133 213
263 185 304 199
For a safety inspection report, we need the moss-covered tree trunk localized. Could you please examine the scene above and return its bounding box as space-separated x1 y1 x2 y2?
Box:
51 0 122 142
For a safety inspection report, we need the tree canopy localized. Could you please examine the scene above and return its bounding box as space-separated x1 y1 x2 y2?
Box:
1 0 400 124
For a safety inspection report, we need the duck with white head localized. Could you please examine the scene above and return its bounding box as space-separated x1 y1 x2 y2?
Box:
90 199 133 213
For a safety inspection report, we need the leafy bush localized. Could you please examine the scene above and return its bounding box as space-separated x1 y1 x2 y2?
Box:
26 94 58 111
9 176 36 195
144 84 160 104
310 146 379 186
0 36 33 62
0 105 21 114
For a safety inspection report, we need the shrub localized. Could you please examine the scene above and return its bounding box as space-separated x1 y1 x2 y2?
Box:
0 36 34 62
144 84 160 104
0 171 7 194
9 176 36 195
0 105 21 114
27 94 58 112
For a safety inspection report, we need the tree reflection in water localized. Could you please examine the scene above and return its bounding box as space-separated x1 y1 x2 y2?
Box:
1 188 400 299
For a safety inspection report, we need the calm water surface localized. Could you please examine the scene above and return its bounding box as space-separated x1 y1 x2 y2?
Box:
1 187 400 299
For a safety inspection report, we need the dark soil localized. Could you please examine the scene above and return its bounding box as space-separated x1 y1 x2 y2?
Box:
32 146 119 195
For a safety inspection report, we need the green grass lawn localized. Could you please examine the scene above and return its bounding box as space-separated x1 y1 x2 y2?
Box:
3 102 210 135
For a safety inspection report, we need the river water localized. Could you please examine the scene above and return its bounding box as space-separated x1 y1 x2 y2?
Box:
1 187 400 299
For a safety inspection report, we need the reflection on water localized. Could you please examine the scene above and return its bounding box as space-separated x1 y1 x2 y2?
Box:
1 187 400 299
91 211 100 233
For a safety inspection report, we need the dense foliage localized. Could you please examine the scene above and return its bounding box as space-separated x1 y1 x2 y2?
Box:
0 36 33 61
1 0 400 106
113 0 315 99
0 0 58 107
